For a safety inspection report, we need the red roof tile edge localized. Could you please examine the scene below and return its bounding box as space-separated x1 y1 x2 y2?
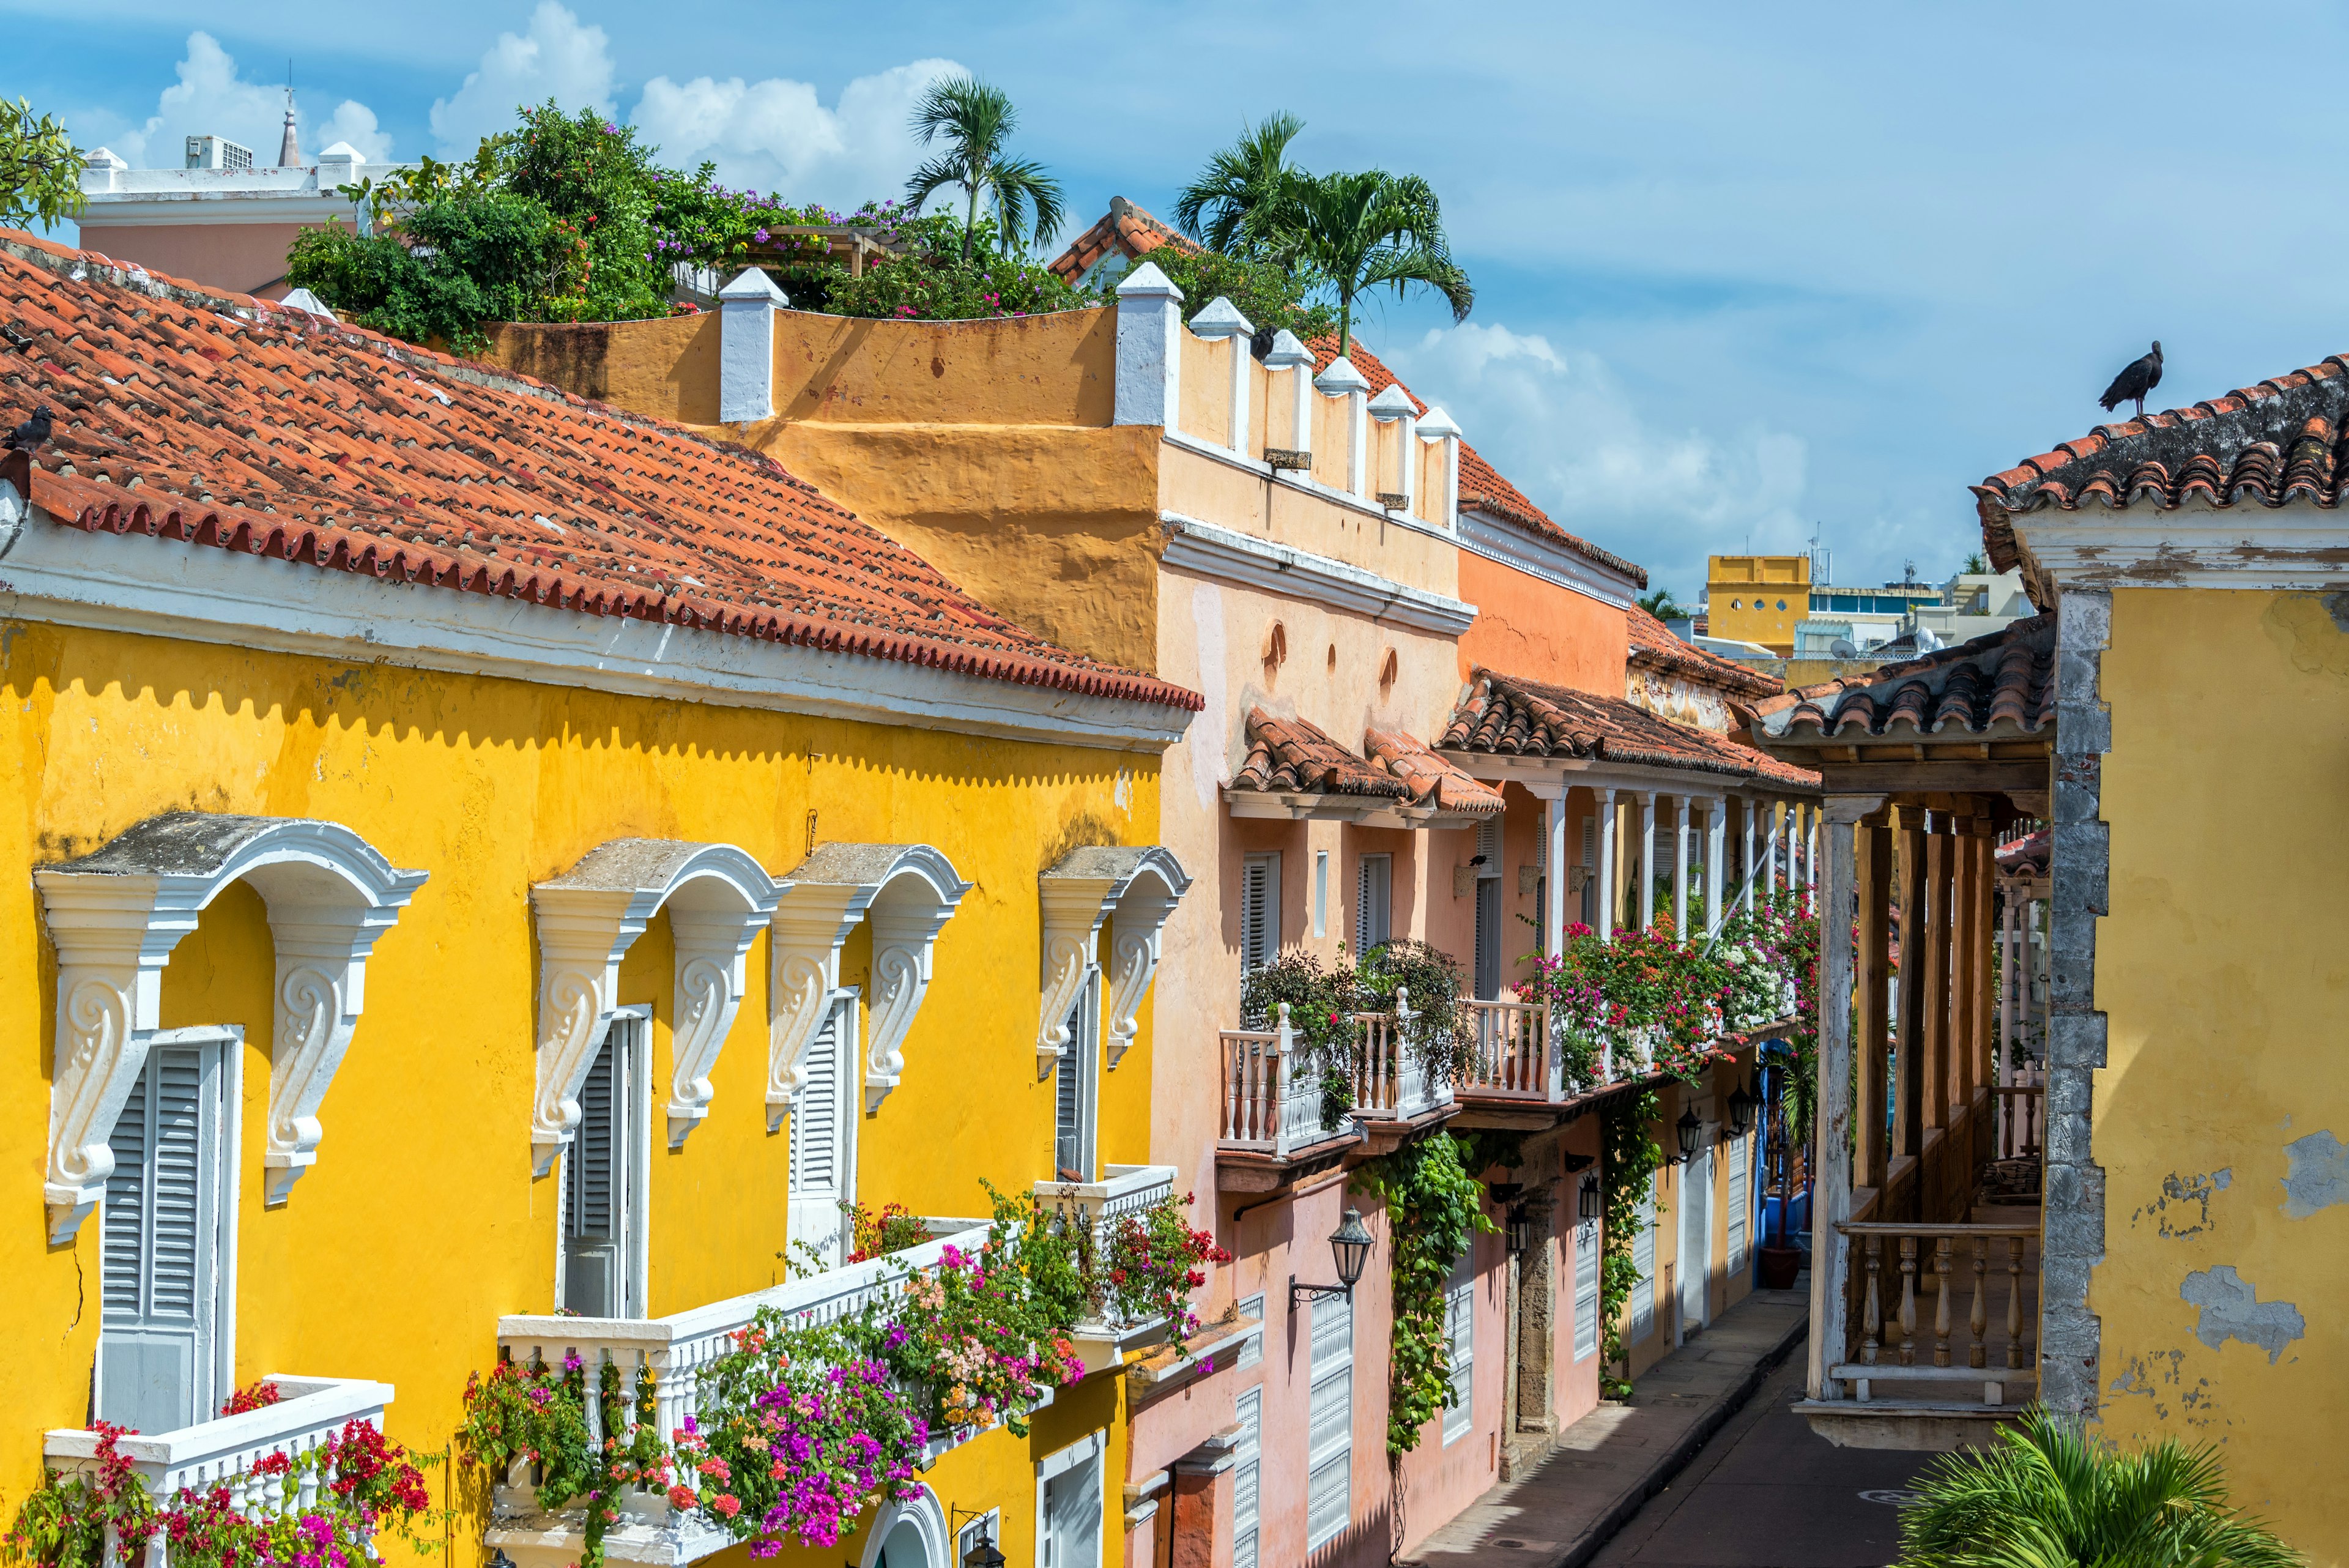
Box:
0 231 1203 715
1625 604 1783 700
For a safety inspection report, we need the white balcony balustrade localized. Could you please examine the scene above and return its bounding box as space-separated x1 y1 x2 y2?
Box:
1216 1004 1356 1159
1346 991 1453 1123
1032 1163 1184 1373
1833 1221 2041 1411
43 1377 395 1568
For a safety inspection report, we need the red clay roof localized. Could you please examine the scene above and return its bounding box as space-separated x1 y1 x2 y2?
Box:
1233 709 1410 798
1625 603 1782 700
1972 353 2349 573
1362 728 1504 816
1442 668 1819 789
0 231 1199 713
1047 198 1194 286
1307 337 1647 587
1997 828 2049 875
1748 614 2054 745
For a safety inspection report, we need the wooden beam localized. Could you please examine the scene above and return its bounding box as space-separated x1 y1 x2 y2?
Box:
1815 760 2050 796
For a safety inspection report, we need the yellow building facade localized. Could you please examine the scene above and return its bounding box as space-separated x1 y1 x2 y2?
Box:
0 232 1204 1568
1704 555 1810 655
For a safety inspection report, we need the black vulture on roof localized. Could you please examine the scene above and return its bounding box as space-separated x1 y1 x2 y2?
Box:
2099 342 2164 417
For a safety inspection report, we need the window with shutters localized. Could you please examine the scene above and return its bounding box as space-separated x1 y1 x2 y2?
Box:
563 1009 651 1317
1236 1291 1265 1367
1473 820 1503 997
1305 1291 1353 1550
788 990 859 1269
1726 1127 1750 1281
1442 1250 1475 1446
1053 970 1099 1182
1231 1386 1261 1568
1573 1217 1601 1361
1313 850 1328 939
1581 816 1599 927
100 1028 236 1435
1630 1182 1657 1344
1353 853 1390 954
1036 1435 1104 1568
1241 853 1280 975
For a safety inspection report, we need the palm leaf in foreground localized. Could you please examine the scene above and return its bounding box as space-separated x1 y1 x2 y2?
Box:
1898 1408 2304 1568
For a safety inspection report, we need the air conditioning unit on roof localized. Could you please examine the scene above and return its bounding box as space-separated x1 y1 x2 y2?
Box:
185 135 255 173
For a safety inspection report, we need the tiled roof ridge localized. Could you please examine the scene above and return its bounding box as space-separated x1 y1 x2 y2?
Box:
1233 707 1411 798
1444 664 1819 789
1972 352 2349 571
1362 725 1504 814
1624 603 1783 699
0 227 1204 715
1301 333 1648 586
1750 613 2055 743
1045 197 1198 286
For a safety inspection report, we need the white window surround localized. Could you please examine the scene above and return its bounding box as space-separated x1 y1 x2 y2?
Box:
1037 845 1191 1077
852 1482 951 1568
36 812 427 1239
1035 1430 1107 1568
766 842 972 1119
531 839 782 1172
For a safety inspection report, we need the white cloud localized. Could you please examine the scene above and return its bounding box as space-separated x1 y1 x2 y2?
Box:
428 1 616 156
89 32 393 167
1386 321 1813 594
631 58 965 210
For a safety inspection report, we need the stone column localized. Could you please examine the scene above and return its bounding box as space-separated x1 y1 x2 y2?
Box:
1806 793 1887 1400
1855 810 1893 1194
1513 1186 1559 1440
1638 792 1658 931
1672 796 1691 938
1597 787 1620 941
1704 797 1726 935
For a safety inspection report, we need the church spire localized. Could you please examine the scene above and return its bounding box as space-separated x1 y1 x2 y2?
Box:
277 72 300 168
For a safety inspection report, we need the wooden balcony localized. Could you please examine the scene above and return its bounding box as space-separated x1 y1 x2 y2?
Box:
1450 995 1795 1130
44 1376 395 1565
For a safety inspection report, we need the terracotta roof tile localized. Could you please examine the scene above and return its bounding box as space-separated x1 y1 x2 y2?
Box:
1973 353 2349 571
0 231 1200 713
1749 614 2054 745
1232 709 1409 798
1046 198 1193 286
1305 338 1648 587
1997 828 2049 874
1362 727 1504 815
1442 668 1819 789
1624 603 1783 700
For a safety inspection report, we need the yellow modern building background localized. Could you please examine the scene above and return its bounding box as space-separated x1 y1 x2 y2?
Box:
1704 555 1811 654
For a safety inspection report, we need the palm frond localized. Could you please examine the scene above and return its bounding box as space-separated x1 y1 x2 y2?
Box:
1174 110 1307 250
988 157 1066 253
908 75 1015 159
902 152 970 214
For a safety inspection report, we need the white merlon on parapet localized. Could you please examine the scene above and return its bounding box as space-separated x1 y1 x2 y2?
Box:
1261 330 1315 464
1315 356 1371 497
718 267 788 424
1113 261 1185 431
1367 384 1418 511
1417 405 1462 531
1186 297 1255 458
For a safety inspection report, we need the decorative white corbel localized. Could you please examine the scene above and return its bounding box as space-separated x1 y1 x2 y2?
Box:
1039 846 1192 1077
768 844 971 1119
1187 296 1255 457
35 814 426 1238
532 840 779 1173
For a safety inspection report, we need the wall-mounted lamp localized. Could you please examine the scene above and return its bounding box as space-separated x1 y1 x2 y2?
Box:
1505 1205 1534 1255
1671 1106 1703 1165
1726 1079 1760 1139
1562 1151 1595 1175
1578 1173 1603 1222
1291 1208 1375 1309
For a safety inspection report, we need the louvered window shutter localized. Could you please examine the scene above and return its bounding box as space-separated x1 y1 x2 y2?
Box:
1241 855 1278 974
1354 855 1390 954
1305 1293 1353 1549
1573 1217 1601 1361
1630 1184 1658 1343
1354 858 1373 953
1231 1387 1262 1568
1476 818 1501 864
100 1042 223 1433
1443 1252 1475 1444
789 999 850 1266
563 1032 628 1317
1053 976 1093 1181
1727 1129 1750 1279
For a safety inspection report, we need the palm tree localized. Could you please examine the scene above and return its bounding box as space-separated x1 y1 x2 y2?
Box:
1174 111 1305 256
1260 168 1472 356
903 76 1066 263
1899 1408 2303 1567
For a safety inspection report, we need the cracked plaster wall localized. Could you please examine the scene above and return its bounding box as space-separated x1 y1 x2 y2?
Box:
2084 588 2349 1549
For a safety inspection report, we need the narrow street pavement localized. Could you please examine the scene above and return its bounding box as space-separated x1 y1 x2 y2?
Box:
1589 1355 1937 1567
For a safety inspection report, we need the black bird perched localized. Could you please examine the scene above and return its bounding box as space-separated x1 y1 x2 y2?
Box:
3 406 52 451
2099 341 2163 418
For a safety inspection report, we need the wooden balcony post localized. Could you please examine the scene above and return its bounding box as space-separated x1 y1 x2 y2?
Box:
1952 815 1980 1126
1921 816 1954 1134
1543 790 1568 958
2006 1237 2027 1370
1973 828 1997 1122
1893 808 1928 1170
1897 1235 1918 1365
1932 1236 1953 1367
1740 795 1757 913
1997 883 2016 1105
1861 1236 1883 1365
1854 811 1892 1193
1803 792 1883 1401
1597 786 1619 941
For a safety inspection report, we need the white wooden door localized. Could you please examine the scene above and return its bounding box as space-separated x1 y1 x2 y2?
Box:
1630 1183 1657 1345
1726 1128 1751 1282
1231 1386 1261 1568
1679 1143 1712 1337
1573 1217 1601 1361
788 991 858 1268
1305 1291 1353 1550
100 1032 234 1433
1442 1249 1475 1445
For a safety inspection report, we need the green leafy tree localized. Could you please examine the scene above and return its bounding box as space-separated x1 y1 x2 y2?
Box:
1258 168 1472 355
1638 588 1687 621
903 76 1066 262
1145 245 1334 346
1898 1408 2303 1567
1 97 83 230
1174 111 1306 257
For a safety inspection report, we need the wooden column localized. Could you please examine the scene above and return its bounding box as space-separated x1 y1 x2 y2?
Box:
1921 815 1954 1134
1997 877 2017 1089
1972 827 1998 1149
1740 797 1757 913
1892 808 1928 1172
1951 815 1980 1121
1705 797 1727 935
1638 792 1658 931
1854 811 1893 1194
1806 793 1887 1400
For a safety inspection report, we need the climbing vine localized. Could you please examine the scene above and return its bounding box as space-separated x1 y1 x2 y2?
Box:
1353 1130 1520 1455
1598 1090 1664 1397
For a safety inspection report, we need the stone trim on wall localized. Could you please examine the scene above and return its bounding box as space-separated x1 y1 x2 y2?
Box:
2041 589 2112 1418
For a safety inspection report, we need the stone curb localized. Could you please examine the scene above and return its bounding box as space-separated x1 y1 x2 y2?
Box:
1403 1309 1811 1568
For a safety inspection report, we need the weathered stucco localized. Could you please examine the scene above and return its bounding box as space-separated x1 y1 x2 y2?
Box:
2088 587 2349 1549
1455 550 1630 696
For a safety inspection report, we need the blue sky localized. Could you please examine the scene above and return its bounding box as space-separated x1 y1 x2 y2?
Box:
14 0 2349 601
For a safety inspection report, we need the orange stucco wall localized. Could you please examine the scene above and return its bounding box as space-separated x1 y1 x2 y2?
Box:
1457 549 1632 695
76 221 305 299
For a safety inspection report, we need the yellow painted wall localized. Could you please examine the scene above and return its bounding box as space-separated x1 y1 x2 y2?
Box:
2092 587 2349 1555
0 617 1162 1556
1706 555 1809 655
